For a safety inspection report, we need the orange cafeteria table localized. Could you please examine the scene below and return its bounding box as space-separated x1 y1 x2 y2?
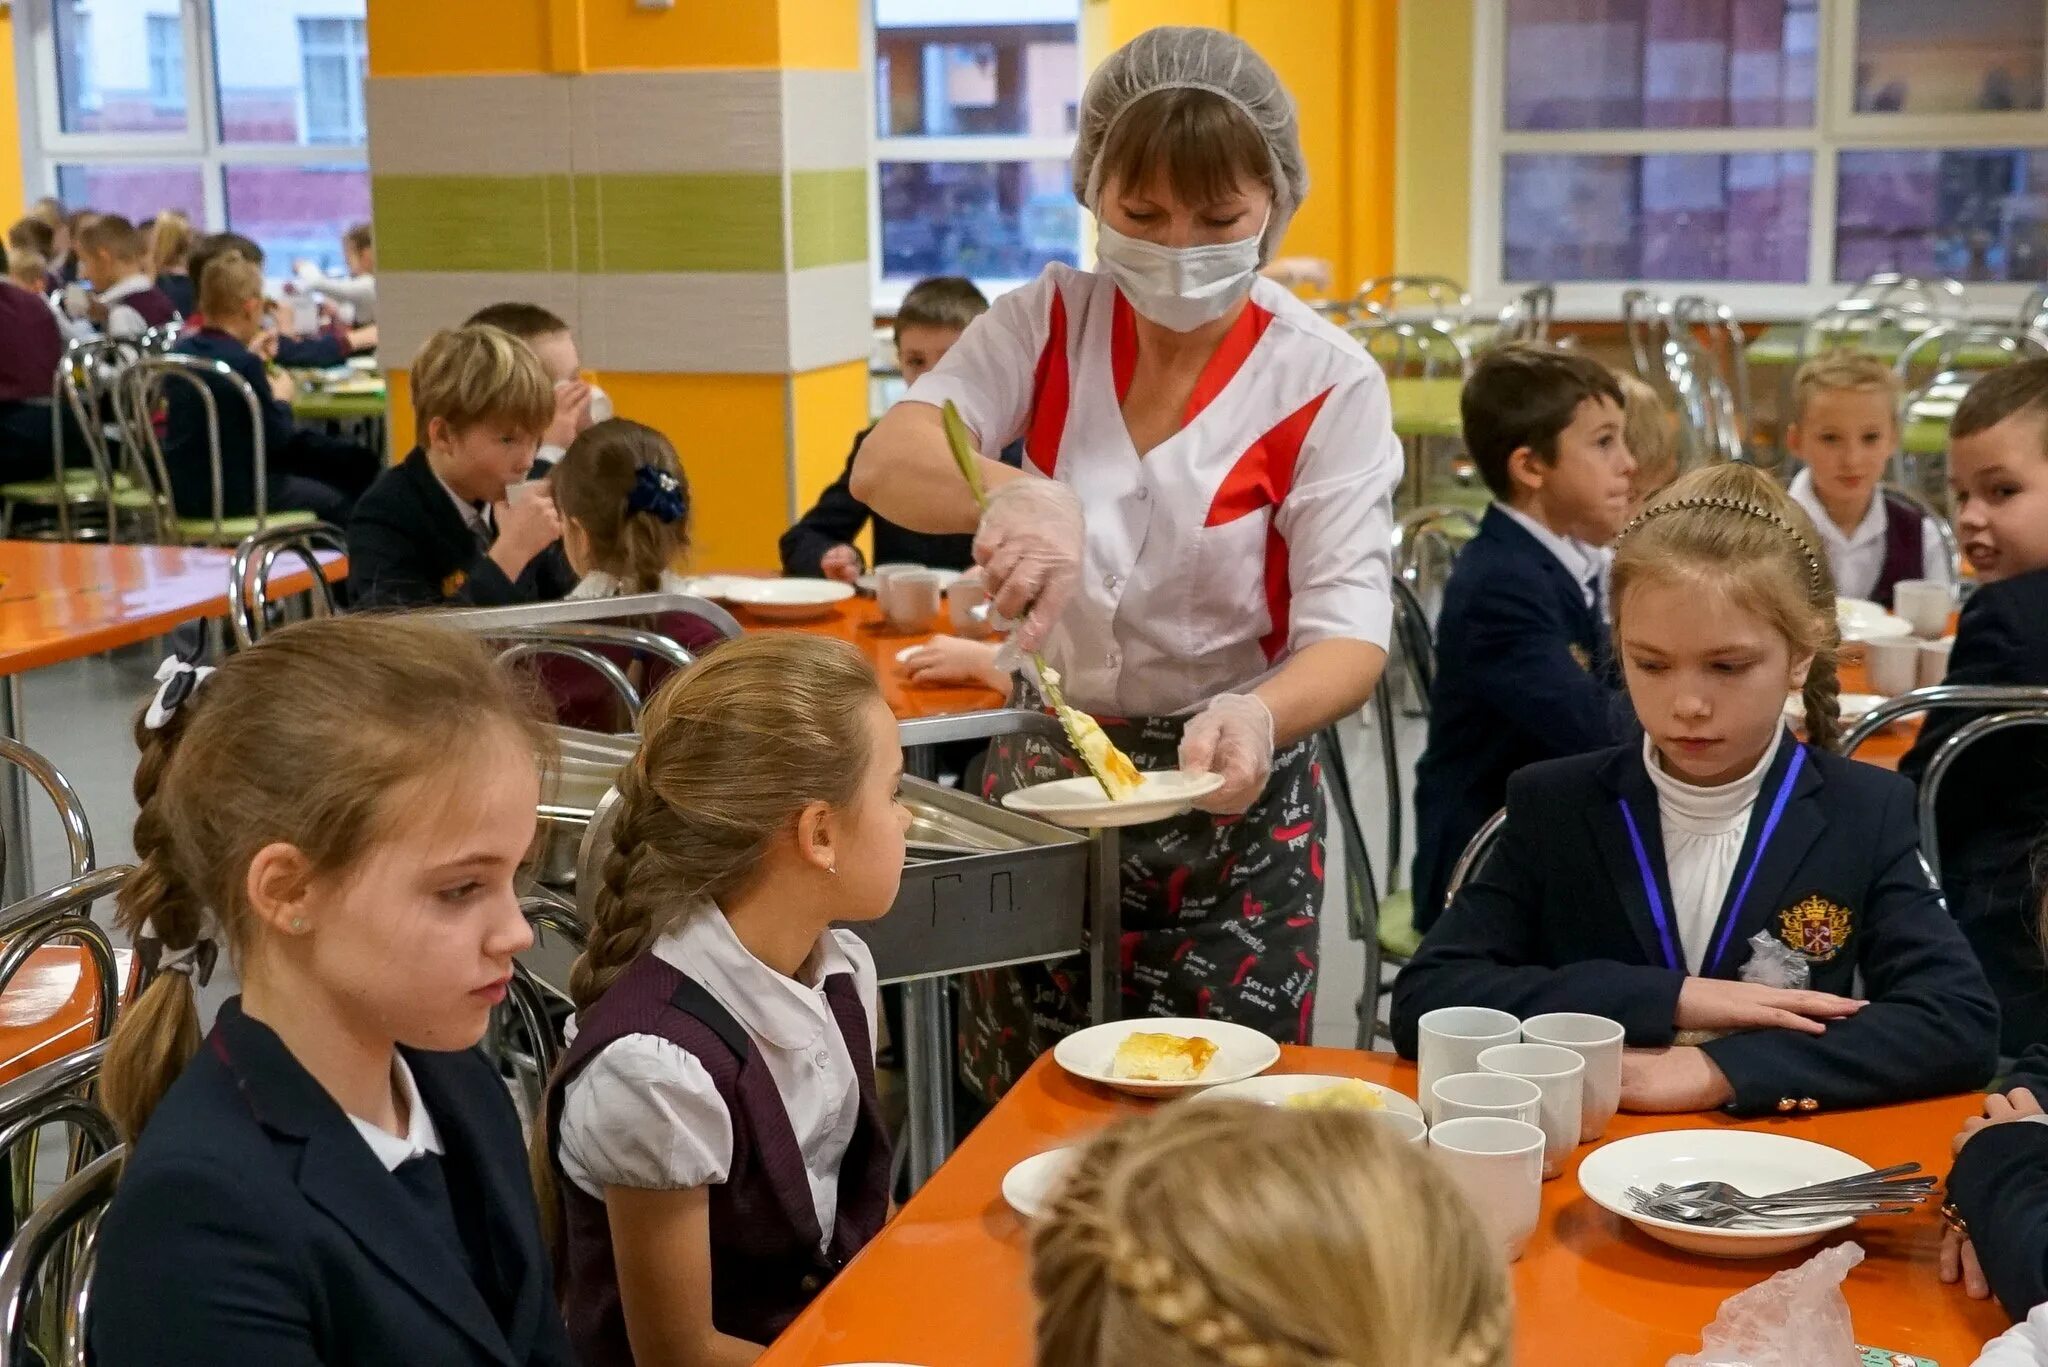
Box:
758 1047 2009 1367
0 541 345 903
1838 657 1918 771
725 592 1006 719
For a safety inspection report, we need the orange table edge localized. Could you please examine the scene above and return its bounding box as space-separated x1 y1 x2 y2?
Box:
727 593 1005 720
758 1047 2010 1367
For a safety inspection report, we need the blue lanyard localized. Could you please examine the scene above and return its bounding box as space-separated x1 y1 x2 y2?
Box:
1617 745 1807 975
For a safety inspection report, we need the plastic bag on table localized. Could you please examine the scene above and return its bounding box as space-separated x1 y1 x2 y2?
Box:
1740 928 1813 991
1666 1242 1865 1367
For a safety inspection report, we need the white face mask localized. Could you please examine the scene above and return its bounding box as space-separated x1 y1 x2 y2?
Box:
1094 211 1268 332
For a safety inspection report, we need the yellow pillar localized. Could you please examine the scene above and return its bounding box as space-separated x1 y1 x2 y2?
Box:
0 6 25 225
364 0 871 573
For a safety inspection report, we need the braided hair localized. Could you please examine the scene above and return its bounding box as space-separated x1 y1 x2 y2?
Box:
1031 1102 1512 1367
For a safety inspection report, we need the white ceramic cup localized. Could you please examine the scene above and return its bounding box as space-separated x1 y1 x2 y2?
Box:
1369 1111 1428 1146
946 573 992 640
506 478 549 508
1428 1117 1545 1261
1863 636 1921 697
1416 1007 1522 1125
1892 579 1954 639
1520 1013 1626 1142
880 569 943 633
873 563 927 592
1918 637 1955 690
1476 1042 1585 1179
1430 1072 1542 1128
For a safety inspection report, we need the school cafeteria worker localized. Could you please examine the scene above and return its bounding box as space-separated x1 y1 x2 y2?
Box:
854 25 1402 1101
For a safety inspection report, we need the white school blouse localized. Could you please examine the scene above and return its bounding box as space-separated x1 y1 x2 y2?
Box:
563 568 694 601
1787 470 1953 602
907 264 1402 717
556 908 879 1251
1645 730 1783 975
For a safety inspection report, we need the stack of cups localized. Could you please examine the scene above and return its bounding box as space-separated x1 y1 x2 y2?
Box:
1416 1007 1625 1263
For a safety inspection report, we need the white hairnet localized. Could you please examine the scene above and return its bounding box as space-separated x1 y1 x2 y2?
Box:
1073 26 1307 263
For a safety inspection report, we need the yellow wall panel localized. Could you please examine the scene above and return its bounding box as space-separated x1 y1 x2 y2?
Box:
0 8 22 225
1098 0 1233 51
1235 0 1344 278
1394 1 1472 284
779 0 863 71
788 357 870 517
584 2 781 71
594 372 791 572
384 370 415 461
1346 0 1399 290
367 0 550 77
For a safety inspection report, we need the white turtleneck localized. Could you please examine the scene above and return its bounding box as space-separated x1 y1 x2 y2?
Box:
1644 729 1784 974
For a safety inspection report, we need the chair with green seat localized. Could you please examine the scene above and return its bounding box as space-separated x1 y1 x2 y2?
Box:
115 354 319 548
1890 323 2048 505
1350 317 1475 510
1352 275 1474 330
0 337 152 542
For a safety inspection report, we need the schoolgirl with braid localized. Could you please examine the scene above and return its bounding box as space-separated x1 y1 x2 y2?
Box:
539 633 904 1366
1393 463 1998 1117
89 617 576 1367
1033 1102 1512 1367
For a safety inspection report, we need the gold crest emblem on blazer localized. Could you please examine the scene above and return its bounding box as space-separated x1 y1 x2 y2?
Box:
1778 895 1853 963
1568 643 1591 672
441 570 468 598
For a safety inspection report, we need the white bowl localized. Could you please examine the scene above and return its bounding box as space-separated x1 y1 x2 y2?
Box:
1577 1128 1872 1259
1000 770 1223 829
723 578 855 621
1783 692 1884 726
1001 1147 1080 1222
1190 1072 1425 1124
857 567 961 594
1053 1017 1280 1098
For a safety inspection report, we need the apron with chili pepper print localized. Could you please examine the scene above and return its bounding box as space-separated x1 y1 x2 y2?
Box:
957 698 1327 1104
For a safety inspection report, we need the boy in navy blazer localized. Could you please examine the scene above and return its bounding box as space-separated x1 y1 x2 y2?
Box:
1410 345 1637 929
1901 359 2048 1054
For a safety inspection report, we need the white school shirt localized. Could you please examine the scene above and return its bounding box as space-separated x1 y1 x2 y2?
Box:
1787 469 1953 601
1496 503 1607 610
347 1054 445 1171
557 908 880 1251
564 567 693 601
1645 729 1782 975
907 264 1402 717
59 273 162 343
1975 1303 2048 1367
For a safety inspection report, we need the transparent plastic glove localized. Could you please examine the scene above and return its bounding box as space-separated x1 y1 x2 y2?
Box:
1178 693 1275 815
973 478 1084 655
1665 1242 1864 1367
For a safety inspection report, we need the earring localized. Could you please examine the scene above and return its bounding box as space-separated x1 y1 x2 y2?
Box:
827 862 838 877
290 917 307 933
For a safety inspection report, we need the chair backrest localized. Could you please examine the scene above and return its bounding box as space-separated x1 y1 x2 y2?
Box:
1393 504 1479 607
1893 321 2048 383
1444 808 1508 908
227 524 346 648
0 1147 123 1367
0 736 95 896
0 868 129 1047
51 339 140 541
1846 272 1968 324
2023 286 2048 337
1353 275 1473 327
485 892 591 1123
0 1042 117 1245
1622 290 1729 470
1346 318 1474 381
1671 294 1755 465
1492 284 1555 345
116 353 273 545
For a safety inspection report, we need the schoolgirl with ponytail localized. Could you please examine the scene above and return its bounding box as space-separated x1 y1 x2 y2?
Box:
90 616 576 1367
1392 463 1998 1116
540 632 904 1364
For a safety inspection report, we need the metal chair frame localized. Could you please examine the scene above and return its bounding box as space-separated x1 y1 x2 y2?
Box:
1671 294 1756 465
1491 284 1555 345
0 1147 122 1367
0 869 130 1043
1352 275 1474 328
1 339 142 544
2022 286 2048 337
226 524 346 649
1846 272 1968 324
1445 808 1509 907
115 353 283 546
0 737 96 902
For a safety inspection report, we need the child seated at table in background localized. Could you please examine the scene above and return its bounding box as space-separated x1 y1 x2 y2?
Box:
62 214 178 342
0 250 71 485
149 209 196 319
1032 1102 1510 1367
464 302 610 472
301 220 377 326
7 215 61 294
1408 343 1636 932
540 635 899 1364
1902 358 2048 1056
539 417 728 730
779 275 1022 582
347 324 575 608
89 616 576 1367
1786 350 1953 609
1618 371 1678 514
184 232 376 368
1392 462 1998 1116
167 255 378 526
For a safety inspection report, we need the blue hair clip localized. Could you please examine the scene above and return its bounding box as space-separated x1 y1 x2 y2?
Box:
626 466 686 524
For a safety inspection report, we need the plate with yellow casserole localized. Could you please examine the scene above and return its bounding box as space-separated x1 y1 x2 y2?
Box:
1191 1072 1425 1124
1052 1018 1280 1097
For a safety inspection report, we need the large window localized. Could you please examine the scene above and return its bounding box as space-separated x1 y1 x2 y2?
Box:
18 0 370 275
1475 0 2048 315
870 0 1081 307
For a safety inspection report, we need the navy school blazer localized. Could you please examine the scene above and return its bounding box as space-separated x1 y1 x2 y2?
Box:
1409 504 1629 930
89 998 576 1367
1947 1120 2048 1320
1391 735 2000 1116
347 446 577 610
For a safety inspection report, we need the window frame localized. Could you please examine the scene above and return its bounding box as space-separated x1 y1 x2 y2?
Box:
1469 0 2048 320
14 0 370 250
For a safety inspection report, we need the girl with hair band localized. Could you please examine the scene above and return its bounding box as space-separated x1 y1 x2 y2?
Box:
540 633 904 1365
1391 463 1997 1116
89 616 575 1367
1032 1101 1511 1367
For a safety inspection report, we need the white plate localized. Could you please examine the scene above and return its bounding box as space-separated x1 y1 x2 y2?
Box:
1577 1129 1872 1259
1190 1072 1425 1123
723 578 855 621
1000 770 1224 829
856 567 963 594
1053 1017 1281 1097
1783 692 1884 726
672 575 741 601
1837 599 1912 642
1002 1147 1080 1222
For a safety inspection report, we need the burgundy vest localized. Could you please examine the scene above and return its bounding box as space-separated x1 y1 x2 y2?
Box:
119 285 179 330
544 951 891 1363
532 611 728 732
1871 495 1925 610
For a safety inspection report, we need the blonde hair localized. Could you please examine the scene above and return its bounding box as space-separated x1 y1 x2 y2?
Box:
566 633 882 1016
410 324 554 440
1032 1103 1512 1367
1612 463 1842 749
1791 349 1901 424
101 617 551 1141
196 253 263 321
149 209 194 275
552 419 692 594
1616 371 1677 505
6 249 47 291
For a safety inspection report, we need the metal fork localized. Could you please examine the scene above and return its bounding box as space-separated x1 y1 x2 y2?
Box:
1637 1194 1920 1229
